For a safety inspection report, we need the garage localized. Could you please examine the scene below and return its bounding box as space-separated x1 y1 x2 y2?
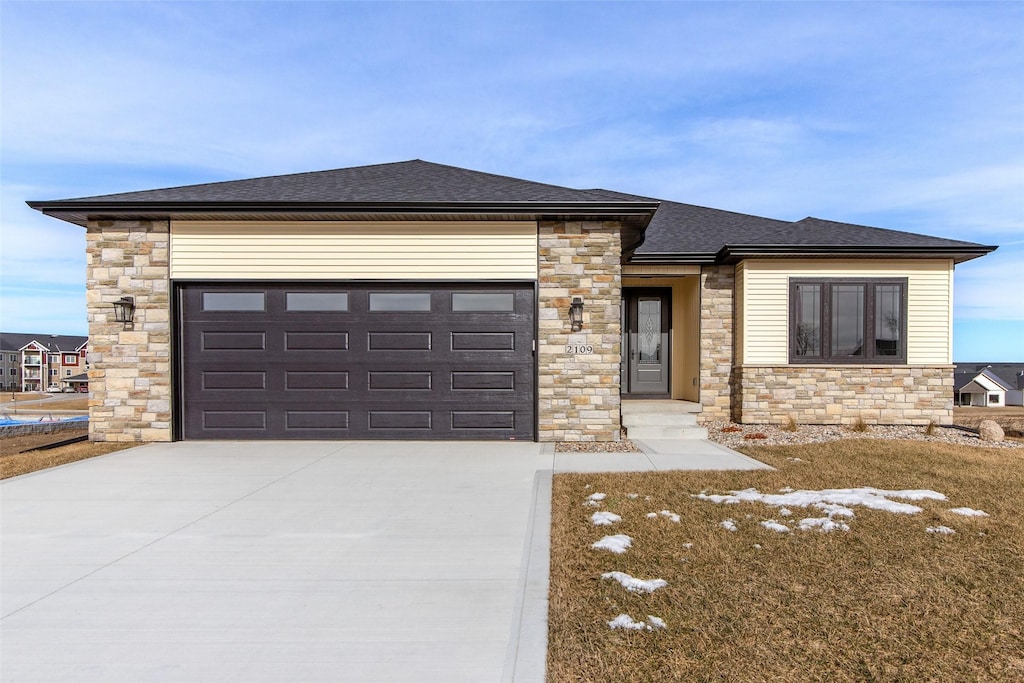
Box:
177 282 536 440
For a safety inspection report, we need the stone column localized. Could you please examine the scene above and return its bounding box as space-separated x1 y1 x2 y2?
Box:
537 221 622 441
86 220 172 441
699 265 736 421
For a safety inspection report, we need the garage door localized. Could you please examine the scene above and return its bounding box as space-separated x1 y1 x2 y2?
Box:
177 283 535 440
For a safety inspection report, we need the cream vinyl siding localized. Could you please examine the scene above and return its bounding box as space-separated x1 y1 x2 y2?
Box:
738 259 953 365
170 221 538 280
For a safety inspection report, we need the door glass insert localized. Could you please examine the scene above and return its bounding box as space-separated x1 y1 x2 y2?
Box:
451 292 514 312
202 292 265 311
286 292 349 311
637 298 661 364
368 292 431 312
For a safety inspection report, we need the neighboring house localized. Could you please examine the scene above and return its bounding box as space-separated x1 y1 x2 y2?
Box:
65 372 90 393
0 333 89 392
954 364 1024 407
28 160 997 442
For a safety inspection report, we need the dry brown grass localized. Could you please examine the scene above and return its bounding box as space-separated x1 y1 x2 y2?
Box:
1 430 134 479
30 396 89 411
955 406 1024 438
548 440 1024 682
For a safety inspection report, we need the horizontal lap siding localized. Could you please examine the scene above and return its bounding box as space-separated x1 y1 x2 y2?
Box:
739 259 953 365
170 221 538 280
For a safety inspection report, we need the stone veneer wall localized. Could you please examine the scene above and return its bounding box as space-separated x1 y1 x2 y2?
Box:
537 221 622 442
698 265 736 422
86 220 172 442
736 365 954 425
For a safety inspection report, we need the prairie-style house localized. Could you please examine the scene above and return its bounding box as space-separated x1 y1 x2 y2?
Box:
28 160 996 442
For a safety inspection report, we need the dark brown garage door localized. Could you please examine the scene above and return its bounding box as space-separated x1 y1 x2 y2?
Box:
177 283 535 440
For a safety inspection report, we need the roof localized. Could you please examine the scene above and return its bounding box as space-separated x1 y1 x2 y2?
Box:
954 368 1013 392
0 333 88 354
28 159 996 264
955 363 1024 390
632 206 991 263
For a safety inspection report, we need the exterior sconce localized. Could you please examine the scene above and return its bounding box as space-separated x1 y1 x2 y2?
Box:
569 296 584 332
112 297 135 329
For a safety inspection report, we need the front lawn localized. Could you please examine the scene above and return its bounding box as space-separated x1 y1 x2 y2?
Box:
548 440 1024 682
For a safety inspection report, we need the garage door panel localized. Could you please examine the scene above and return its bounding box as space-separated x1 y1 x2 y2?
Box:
284 331 349 351
285 410 349 430
179 283 535 440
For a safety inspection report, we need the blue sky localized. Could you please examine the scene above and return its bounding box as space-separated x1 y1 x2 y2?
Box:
2 1 1021 360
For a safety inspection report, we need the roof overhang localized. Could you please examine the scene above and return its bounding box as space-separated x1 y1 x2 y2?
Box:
716 244 998 265
25 199 661 228
628 243 998 266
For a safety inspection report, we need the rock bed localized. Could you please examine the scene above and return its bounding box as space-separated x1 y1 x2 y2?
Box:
556 440 643 453
705 421 1024 449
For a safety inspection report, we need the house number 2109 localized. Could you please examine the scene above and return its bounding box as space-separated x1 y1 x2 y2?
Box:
566 344 594 354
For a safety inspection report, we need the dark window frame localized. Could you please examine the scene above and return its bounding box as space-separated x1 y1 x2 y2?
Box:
789 277 908 364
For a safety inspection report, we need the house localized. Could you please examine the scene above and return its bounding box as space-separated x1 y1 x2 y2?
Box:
954 365 1024 407
0 333 88 392
28 160 996 442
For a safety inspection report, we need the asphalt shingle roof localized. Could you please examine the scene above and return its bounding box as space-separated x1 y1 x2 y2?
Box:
0 333 88 353
58 160 614 204
29 160 996 261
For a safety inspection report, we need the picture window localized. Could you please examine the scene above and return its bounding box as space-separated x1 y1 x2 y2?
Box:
789 278 907 364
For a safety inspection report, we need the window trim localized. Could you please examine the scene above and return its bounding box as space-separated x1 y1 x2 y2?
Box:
789 277 908 364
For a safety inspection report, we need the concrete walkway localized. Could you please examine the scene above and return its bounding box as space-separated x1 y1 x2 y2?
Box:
1 439 766 682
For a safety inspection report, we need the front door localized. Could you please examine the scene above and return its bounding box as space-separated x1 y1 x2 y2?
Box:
623 289 670 396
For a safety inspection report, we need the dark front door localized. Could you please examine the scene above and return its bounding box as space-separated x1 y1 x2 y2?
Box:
623 289 670 396
177 282 536 440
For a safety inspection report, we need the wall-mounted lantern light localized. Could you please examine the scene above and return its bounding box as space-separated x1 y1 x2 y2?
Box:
112 297 135 329
569 296 584 332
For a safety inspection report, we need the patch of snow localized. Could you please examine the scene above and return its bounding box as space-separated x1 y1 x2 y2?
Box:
779 487 794 493
659 510 681 523
927 525 956 535
592 511 622 526
760 520 790 533
695 486 946 515
949 507 989 518
608 614 667 631
627 493 640 499
753 544 762 549
585 492 607 507
720 519 738 532
816 503 855 518
798 517 850 533
681 542 693 549
779 508 792 517
608 614 647 630
646 615 667 630
592 534 632 554
646 512 658 519
602 571 668 594
786 457 805 462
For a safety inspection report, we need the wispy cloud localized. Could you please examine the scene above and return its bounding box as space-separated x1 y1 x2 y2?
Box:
1 1 1021 356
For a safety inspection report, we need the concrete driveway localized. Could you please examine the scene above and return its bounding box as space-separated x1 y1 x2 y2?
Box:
1 439 766 682
2 441 555 682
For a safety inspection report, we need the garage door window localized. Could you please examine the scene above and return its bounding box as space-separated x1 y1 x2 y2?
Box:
202 292 265 311
286 292 349 311
451 292 515 312
369 292 431 311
